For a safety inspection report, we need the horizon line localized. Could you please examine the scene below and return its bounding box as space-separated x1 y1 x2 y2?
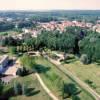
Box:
0 9 100 12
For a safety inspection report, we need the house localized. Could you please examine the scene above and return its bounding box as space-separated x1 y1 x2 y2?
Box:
22 28 30 33
96 27 100 33
92 24 100 33
0 55 9 71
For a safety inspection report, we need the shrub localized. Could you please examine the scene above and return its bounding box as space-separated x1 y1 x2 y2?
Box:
64 54 75 60
85 79 96 89
16 67 29 76
50 53 60 60
80 54 89 64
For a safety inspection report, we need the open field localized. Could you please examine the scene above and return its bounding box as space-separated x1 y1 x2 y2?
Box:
0 31 19 36
63 60 100 94
0 74 51 100
34 56 95 100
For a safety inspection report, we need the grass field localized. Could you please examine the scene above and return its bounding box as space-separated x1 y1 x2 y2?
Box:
1 74 51 100
63 60 100 94
0 31 19 36
34 56 95 100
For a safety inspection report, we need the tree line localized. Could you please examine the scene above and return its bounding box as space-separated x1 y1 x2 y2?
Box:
1 26 100 63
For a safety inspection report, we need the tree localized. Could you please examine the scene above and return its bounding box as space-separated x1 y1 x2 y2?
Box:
24 38 36 51
1 37 21 47
61 82 80 99
9 46 17 55
16 67 29 76
20 54 35 70
79 32 100 62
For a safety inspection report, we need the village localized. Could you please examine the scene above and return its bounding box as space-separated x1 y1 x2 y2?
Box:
0 11 100 100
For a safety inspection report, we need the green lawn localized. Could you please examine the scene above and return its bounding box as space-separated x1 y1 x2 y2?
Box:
0 32 8 36
1 74 51 100
63 60 100 94
34 56 95 100
0 31 20 36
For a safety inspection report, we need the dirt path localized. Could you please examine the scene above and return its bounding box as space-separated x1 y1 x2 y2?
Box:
35 73 59 100
17 58 58 100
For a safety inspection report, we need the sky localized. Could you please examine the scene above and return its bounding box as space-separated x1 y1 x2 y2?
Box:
0 0 100 10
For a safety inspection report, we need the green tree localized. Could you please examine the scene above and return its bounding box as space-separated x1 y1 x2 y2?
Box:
61 82 80 99
20 54 35 70
79 32 100 62
9 46 17 55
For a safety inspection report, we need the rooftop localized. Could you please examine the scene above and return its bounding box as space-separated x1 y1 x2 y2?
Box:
0 55 8 64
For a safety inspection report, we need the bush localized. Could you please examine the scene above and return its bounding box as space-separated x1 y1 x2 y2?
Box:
80 54 89 64
16 67 29 76
85 79 96 89
50 54 60 60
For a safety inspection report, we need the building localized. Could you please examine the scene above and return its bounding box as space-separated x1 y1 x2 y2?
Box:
0 55 9 71
96 27 100 33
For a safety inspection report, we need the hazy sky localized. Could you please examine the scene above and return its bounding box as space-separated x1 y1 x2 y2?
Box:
0 0 100 10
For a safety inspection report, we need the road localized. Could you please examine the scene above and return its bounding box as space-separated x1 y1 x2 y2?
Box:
47 56 100 100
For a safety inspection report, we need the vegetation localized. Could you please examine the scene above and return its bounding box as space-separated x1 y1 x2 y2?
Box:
0 74 50 100
0 11 100 100
31 16 57 22
85 80 96 89
79 32 100 62
0 32 8 36
16 67 30 76
20 54 35 70
34 56 94 100
61 82 81 99
63 60 100 94
80 54 89 64
9 46 17 55
0 22 14 31
1 26 99 64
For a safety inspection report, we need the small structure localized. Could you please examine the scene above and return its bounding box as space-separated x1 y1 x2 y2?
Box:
0 55 9 71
